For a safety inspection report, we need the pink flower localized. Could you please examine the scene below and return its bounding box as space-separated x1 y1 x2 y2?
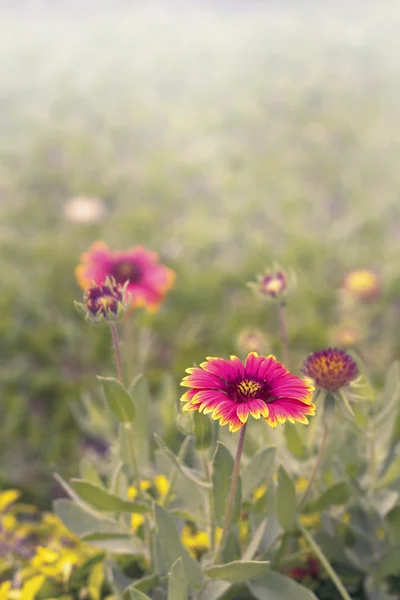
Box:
75 242 175 313
181 352 315 432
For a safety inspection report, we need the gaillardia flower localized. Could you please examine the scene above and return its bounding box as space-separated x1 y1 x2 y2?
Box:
181 352 315 432
302 348 358 392
75 242 175 313
342 269 380 301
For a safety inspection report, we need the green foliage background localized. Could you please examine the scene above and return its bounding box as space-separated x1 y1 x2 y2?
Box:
1 1 400 504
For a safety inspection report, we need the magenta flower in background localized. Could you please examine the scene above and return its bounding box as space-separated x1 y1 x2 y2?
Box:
181 352 315 432
76 242 175 313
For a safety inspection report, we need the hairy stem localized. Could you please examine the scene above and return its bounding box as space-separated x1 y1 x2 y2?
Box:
109 322 124 384
299 421 329 509
278 301 290 368
212 423 247 565
298 521 352 600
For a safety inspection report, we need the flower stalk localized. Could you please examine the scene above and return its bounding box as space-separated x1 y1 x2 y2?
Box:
278 300 290 368
298 521 352 600
109 322 124 384
212 423 247 565
299 421 330 509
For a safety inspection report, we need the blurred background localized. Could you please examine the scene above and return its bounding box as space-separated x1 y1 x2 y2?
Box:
1 0 399 507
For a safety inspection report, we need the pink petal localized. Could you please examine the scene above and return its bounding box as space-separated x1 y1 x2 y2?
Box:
246 398 269 419
257 355 288 381
201 357 239 381
270 374 314 402
195 390 228 414
181 368 227 390
237 403 250 424
265 398 316 428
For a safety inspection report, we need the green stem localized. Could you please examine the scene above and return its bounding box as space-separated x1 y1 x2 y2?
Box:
109 322 124 384
299 421 329 509
298 521 352 600
273 532 290 566
278 301 290 368
212 423 247 565
202 452 216 553
109 322 141 493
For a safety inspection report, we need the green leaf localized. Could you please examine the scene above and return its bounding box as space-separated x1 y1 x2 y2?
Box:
374 547 400 580
154 434 210 489
126 590 152 600
71 479 150 513
154 504 205 590
276 466 296 530
168 558 188 600
200 581 231 600
285 425 307 459
98 376 136 422
241 446 275 499
374 362 399 428
79 457 104 487
129 574 159 594
205 560 269 584
54 499 127 537
387 506 400 544
193 409 213 450
311 482 351 511
243 518 268 560
212 442 242 527
248 570 319 600
82 533 145 554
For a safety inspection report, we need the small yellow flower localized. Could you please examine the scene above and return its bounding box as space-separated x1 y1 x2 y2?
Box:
1 514 17 532
20 575 46 600
377 528 384 540
0 581 11 600
181 525 210 559
131 514 145 532
299 513 320 528
140 480 152 492
154 475 169 498
295 478 309 494
252 484 267 501
0 490 20 512
239 518 249 541
341 512 351 524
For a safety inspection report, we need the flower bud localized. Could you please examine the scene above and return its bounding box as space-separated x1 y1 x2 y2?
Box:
75 277 129 324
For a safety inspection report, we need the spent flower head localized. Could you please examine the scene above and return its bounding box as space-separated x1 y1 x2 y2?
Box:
236 327 268 355
75 241 175 313
342 269 381 301
302 348 358 392
249 266 296 302
75 277 129 324
181 352 315 432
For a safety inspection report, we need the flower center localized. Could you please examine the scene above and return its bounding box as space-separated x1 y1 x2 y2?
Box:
227 377 272 404
113 261 142 284
237 379 262 397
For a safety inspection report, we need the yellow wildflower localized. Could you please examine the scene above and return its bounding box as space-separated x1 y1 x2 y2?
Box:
295 478 309 494
0 491 20 512
252 484 267 501
154 475 169 498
